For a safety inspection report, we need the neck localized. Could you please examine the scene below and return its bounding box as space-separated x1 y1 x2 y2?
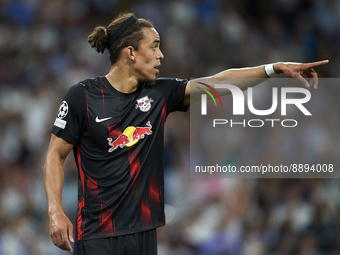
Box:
105 64 139 94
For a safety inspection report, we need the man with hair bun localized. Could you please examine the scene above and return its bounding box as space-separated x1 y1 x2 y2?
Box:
44 11 328 255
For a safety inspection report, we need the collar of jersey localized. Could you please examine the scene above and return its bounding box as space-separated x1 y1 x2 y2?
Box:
101 76 144 99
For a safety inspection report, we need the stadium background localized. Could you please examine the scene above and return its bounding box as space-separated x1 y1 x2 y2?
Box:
0 0 340 254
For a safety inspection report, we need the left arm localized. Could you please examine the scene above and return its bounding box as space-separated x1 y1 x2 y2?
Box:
183 60 329 105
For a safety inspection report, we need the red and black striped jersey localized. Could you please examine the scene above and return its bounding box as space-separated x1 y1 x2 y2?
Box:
51 76 188 240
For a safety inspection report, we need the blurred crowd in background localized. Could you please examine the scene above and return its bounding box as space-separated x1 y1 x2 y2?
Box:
1 0 340 254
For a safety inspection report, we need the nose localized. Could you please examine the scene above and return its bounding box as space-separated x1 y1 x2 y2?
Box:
158 48 164 60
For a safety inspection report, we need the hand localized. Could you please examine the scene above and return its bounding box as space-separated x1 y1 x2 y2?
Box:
274 60 329 89
49 211 74 253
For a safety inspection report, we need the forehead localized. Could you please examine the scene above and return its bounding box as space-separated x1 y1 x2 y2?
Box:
141 27 160 43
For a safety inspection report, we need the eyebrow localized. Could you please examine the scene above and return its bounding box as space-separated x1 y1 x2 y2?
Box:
153 40 160 44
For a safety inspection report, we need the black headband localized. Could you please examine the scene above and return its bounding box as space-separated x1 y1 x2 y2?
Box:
107 15 138 48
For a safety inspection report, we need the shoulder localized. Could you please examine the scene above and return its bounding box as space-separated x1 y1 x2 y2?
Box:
149 78 188 92
76 76 103 89
144 77 188 101
154 77 188 85
65 76 103 95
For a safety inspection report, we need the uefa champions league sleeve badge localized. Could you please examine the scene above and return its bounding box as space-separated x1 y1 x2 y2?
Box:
54 100 68 129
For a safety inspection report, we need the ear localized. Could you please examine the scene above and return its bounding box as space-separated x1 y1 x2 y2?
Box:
125 46 136 61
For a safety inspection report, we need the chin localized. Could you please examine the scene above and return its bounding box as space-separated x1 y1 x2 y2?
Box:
145 74 157 86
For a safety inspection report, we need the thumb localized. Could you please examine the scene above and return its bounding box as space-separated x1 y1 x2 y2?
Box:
68 224 74 243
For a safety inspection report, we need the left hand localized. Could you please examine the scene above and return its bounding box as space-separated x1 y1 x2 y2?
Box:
274 60 329 89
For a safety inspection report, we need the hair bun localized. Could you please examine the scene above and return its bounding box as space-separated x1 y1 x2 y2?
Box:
87 26 108 54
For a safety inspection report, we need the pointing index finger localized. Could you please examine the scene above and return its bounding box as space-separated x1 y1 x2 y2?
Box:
304 60 329 69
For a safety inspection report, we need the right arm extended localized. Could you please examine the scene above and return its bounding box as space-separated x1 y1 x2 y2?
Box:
183 60 328 105
44 134 74 253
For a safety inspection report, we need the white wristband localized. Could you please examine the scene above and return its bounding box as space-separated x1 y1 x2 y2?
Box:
264 64 278 78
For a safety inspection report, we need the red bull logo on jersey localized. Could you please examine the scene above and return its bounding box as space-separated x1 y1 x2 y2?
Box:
107 121 152 152
135 96 154 112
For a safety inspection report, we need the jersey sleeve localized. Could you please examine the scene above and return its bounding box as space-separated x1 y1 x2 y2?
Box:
51 83 86 145
155 77 189 114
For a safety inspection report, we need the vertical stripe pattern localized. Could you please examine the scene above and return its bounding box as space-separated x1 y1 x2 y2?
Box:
76 143 86 240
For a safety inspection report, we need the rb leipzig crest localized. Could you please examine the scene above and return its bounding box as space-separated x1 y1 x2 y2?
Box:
135 96 153 112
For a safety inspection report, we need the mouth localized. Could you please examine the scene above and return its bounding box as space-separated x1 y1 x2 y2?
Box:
154 64 161 72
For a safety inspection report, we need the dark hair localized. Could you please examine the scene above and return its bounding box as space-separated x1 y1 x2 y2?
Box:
88 12 154 64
